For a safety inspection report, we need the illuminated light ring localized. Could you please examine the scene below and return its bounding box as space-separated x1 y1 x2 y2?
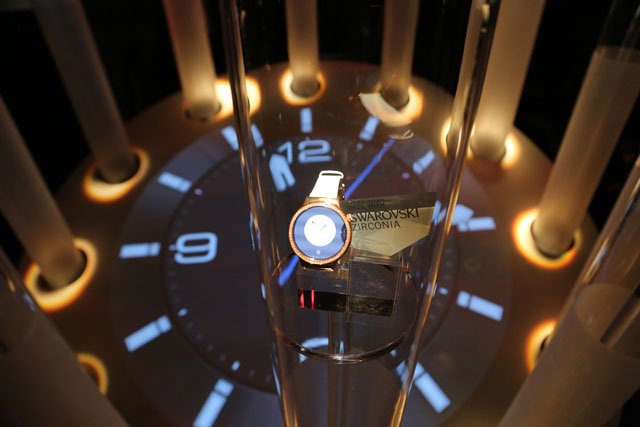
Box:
439 117 520 168
439 117 471 160
24 238 97 312
363 84 424 126
439 116 451 155
398 85 424 123
500 133 521 169
525 319 557 372
512 209 581 270
77 352 109 395
364 84 424 125
213 77 262 120
83 147 150 203
279 69 327 106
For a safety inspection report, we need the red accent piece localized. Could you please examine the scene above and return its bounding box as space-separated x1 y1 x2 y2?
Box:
299 291 305 307
311 289 315 309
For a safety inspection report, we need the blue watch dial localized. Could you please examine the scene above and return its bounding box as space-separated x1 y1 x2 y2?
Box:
293 206 348 261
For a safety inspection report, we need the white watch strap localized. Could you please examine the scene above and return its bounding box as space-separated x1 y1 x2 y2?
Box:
309 170 344 198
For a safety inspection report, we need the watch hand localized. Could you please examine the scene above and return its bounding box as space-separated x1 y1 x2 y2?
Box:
344 138 397 200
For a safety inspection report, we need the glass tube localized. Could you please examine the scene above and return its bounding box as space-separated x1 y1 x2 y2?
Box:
498 157 640 427
218 0 499 425
570 155 640 354
163 0 220 120
532 0 640 256
379 0 420 108
469 0 546 161
285 0 320 97
0 98 83 288
448 0 486 154
578 156 640 294
33 0 136 183
0 249 128 426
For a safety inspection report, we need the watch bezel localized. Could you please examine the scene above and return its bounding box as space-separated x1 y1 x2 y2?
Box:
288 200 352 266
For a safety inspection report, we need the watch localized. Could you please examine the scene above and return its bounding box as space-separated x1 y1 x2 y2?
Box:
288 170 352 266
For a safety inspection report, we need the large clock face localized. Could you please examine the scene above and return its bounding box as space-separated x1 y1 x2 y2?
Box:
109 94 509 425
9 59 528 427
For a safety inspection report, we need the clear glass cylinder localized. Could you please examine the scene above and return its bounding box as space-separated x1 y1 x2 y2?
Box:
499 157 640 426
0 249 128 426
532 0 640 256
32 0 136 183
0 98 84 288
217 0 497 425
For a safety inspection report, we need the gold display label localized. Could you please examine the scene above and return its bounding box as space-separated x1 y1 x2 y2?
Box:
342 193 436 256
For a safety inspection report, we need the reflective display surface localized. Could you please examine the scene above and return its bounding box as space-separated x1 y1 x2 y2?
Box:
29 62 596 426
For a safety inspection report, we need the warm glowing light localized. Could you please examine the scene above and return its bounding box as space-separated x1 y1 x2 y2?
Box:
525 319 556 372
512 208 581 270
439 117 451 154
399 85 424 123
500 133 521 169
7 277 16 292
77 352 109 394
360 93 411 127
213 77 261 119
439 117 520 167
359 85 423 127
83 147 150 203
279 69 326 106
439 117 471 159
24 238 97 312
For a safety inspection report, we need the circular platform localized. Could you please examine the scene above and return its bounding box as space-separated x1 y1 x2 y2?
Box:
39 62 597 426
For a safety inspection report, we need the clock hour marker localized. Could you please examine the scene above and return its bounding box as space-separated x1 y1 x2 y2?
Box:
457 216 496 232
414 363 451 413
457 291 504 321
413 150 435 174
124 315 171 352
302 337 329 349
231 360 240 371
300 107 313 133
178 308 188 317
359 116 380 141
193 379 234 427
221 125 264 150
158 172 192 193
435 203 497 233
221 126 238 150
299 336 329 361
119 242 161 259
251 124 264 148
269 153 296 191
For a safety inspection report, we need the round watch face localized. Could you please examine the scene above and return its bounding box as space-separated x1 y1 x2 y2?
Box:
290 203 350 264
303 213 337 246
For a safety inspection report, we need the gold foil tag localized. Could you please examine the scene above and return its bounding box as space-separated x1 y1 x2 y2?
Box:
342 193 436 256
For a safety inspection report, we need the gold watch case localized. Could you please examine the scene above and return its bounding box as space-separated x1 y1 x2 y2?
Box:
288 199 352 266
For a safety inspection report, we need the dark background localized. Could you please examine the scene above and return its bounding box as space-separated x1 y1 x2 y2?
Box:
0 0 638 422
1 0 638 262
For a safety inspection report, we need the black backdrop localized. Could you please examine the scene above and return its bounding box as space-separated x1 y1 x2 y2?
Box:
0 0 639 422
